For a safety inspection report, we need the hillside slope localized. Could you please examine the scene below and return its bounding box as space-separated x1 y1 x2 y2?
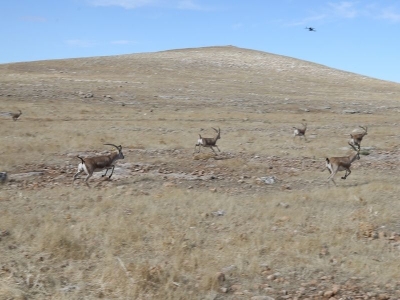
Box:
1 46 399 107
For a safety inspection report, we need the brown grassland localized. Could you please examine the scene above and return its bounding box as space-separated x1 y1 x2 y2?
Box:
1 46 400 299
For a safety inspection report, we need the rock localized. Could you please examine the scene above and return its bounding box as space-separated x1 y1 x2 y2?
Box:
84 93 94 98
277 202 289 208
323 291 334 297
215 272 225 283
332 285 340 294
343 109 360 114
212 210 225 216
251 296 275 300
258 176 276 184
9 171 44 181
266 274 276 281
0 172 7 183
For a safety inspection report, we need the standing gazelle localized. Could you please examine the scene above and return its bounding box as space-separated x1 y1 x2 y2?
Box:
194 127 221 154
326 142 360 186
293 123 307 141
349 126 367 150
73 143 124 186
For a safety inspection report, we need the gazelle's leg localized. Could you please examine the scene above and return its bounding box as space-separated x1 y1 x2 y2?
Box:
73 164 84 181
102 168 109 177
341 168 351 180
108 166 116 178
327 167 339 185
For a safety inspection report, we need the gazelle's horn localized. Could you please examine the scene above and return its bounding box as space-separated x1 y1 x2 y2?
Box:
104 143 122 151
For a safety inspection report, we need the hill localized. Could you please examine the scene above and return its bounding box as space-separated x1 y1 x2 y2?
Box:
1 46 400 299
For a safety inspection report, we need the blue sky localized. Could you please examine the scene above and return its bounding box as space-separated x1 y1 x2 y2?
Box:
2 1 400 82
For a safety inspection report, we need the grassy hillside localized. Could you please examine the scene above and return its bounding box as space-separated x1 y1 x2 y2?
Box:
1 46 400 299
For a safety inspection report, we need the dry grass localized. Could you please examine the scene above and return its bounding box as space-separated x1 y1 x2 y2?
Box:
1 46 400 298
2 185 400 298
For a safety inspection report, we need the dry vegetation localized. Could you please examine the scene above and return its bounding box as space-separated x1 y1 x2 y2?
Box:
1 46 400 299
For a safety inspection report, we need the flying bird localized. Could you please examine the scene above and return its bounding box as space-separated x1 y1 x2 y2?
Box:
305 27 316 32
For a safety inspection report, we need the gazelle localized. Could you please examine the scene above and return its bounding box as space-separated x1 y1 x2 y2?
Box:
194 127 221 154
11 110 22 121
293 123 307 141
73 143 124 186
326 142 360 186
350 126 367 150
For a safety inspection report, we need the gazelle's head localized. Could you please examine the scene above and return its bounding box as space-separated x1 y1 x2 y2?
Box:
104 143 124 160
360 126 368 136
